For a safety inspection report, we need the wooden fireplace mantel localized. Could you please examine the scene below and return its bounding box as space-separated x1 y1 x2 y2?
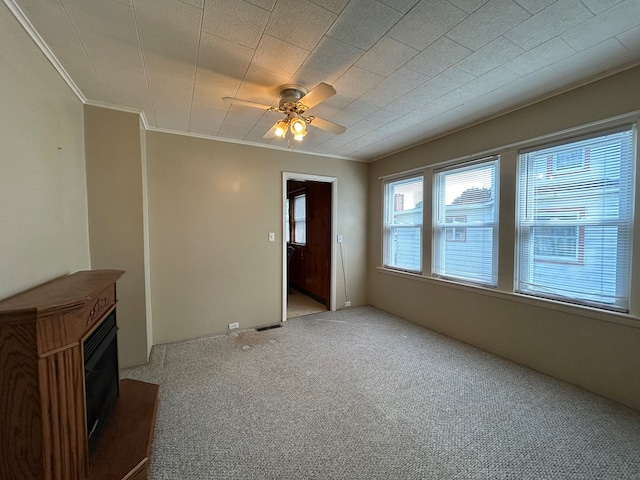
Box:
0 270 159 480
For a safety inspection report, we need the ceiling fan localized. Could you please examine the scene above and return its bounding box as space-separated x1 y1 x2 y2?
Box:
222 83 346 141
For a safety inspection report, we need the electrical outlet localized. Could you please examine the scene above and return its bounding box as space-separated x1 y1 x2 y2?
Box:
337 235 343 243
228 322 239 330
344 301 351 307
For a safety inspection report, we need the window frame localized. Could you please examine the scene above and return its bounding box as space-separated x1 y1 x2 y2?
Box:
531 208 585 265
290 191 307 246
515 125 635 312
549 147 590 175
444 215 467 243
432 157 500 287
382 174 424 274
377 116 638 320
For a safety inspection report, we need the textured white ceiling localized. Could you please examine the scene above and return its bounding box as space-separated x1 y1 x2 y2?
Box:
8 0 640 161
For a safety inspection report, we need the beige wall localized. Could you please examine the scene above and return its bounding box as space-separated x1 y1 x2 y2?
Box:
84 106 149 368
0 4 89 299
146 132 368 344
368 66 640 410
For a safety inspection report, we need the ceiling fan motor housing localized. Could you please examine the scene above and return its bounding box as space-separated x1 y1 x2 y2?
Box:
278 85 308 114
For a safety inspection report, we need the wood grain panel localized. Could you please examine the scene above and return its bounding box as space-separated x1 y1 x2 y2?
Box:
39 346 87 480
0 322 44 479
35 287 116 357
37 314 71 356
0 271 122 316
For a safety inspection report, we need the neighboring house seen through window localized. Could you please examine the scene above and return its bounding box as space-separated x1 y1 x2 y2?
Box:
516 127 634 311
445 215 467 242
532 209 585 264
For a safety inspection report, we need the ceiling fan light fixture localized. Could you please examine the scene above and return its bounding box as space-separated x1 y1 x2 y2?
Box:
224 83 345 142
293 130 307 142
273 120 288 138
289 117 306 135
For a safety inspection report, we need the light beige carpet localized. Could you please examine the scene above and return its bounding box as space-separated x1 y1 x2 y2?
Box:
123 306 640 479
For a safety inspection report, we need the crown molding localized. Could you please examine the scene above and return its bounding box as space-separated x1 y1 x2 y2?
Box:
147 126 362 162
84 100 150 129
5 0 86 103
82 105 357 161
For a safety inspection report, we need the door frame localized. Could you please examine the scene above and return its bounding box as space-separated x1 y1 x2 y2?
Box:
282 172 337 322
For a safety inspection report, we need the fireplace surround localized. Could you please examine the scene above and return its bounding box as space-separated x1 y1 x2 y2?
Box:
0 270 159 480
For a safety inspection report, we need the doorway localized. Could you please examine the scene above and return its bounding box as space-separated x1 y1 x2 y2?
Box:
282 172 337 321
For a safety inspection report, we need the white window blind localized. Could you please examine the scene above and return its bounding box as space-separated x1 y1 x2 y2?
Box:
516 127 635 311
293 194 306 244
433 158 499 286
383 175 423 272
285 198 290 243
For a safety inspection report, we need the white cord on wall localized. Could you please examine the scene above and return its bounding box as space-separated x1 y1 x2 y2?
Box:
339 240 349 305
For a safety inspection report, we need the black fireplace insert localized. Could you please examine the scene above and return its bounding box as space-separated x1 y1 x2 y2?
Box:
83 310 119 459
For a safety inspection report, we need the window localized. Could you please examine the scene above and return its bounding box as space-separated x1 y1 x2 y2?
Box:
292 193 306 245
383 175 423 272
552 148 588 173
433 158 499 286
445 215 467 242
285 198 290 243
532 209 585 264
516 127 635 311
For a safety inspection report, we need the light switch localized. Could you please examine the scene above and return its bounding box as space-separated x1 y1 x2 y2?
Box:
268 232 275 242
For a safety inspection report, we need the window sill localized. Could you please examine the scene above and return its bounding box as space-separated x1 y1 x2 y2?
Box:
375 266 640 329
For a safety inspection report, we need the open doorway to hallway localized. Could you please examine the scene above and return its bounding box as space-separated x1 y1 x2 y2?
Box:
282 173 337 321
286 288 326 318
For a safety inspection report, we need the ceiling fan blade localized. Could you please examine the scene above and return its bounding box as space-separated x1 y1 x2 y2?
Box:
299 83 336 109
308 116 346 135
222 97 277 111
263 128 276 139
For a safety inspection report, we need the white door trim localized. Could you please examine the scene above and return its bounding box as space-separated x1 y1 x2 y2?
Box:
282 172 337 322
